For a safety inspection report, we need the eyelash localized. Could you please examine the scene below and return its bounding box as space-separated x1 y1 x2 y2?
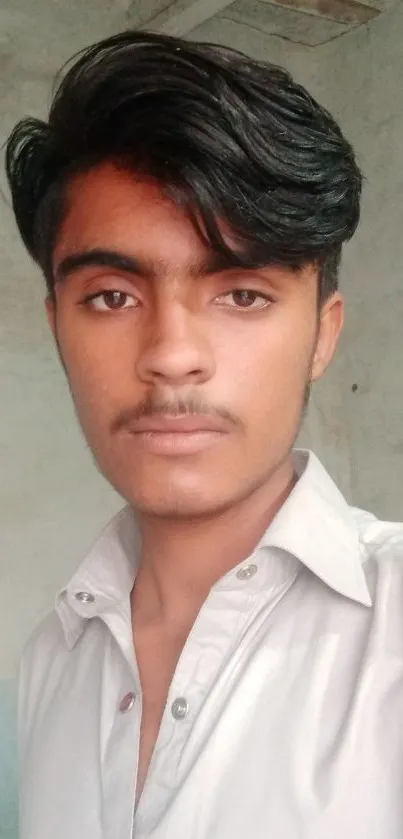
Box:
82 288 274 312
216 290 273 310
83 290 137 311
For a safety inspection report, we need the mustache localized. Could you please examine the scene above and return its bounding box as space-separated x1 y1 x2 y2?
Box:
111 394 241 434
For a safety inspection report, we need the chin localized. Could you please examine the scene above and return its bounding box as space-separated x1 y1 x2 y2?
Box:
130 486 227 520
101 453 260 520
109 473 236 519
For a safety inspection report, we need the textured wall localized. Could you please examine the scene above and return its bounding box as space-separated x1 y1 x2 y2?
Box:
1 4 403 833
303 6 403 520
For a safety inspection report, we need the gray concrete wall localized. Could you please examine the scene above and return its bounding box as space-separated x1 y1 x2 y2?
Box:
304 6 403 521
1 5 403 834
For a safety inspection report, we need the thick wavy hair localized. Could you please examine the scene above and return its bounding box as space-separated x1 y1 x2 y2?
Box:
5 30 362 300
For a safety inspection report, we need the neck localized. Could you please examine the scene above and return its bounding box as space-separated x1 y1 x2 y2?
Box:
131 455 296 628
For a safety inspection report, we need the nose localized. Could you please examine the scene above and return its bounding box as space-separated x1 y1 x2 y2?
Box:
136 301 216 387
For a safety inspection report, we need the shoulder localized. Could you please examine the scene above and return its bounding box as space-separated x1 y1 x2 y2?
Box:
352 506 403 561
351 506 403 605
19 611 68 738
20 610 67 677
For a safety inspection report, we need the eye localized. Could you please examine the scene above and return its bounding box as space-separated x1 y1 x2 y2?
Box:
83 291 138 312
215 289 273 310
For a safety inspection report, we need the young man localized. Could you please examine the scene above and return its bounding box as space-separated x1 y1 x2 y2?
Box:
6 30 403 839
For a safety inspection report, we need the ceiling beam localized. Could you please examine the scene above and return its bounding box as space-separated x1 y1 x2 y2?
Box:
261 0 379 25
137 0 235 36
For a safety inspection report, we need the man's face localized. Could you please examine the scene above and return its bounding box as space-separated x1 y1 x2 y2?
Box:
49 162 343 517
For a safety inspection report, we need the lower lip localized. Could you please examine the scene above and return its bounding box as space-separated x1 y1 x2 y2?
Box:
129 430 224 456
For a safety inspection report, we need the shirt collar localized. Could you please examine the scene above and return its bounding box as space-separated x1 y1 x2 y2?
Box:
56 450 371 648
56 506 140 649
258 450 371 607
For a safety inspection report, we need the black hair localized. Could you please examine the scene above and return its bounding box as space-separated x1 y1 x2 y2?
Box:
5 30 362 301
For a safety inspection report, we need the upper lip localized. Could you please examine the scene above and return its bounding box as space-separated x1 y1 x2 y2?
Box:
129 414 229 434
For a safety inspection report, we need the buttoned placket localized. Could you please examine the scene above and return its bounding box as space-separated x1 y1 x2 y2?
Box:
66 588 141 839
102 603 143 839
133 552 299 836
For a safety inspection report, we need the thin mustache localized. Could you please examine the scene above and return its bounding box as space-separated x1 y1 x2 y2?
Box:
112 397 240 434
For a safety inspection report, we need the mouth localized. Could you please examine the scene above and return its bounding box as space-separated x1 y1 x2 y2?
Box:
124 414 229 456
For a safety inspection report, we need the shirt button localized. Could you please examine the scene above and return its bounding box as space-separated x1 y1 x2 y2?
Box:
119 692 136 713
236 564 258 581
171 697 189 720
75 591 95 604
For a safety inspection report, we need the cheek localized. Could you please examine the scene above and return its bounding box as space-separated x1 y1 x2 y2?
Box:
216 314 314 408
57 316 136 421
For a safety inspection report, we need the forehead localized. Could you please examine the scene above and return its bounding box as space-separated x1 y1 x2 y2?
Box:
56 162 215 265
54 162 318 294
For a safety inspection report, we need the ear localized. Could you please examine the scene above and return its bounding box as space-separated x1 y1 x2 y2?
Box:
311 292 344 382
45 294 57 339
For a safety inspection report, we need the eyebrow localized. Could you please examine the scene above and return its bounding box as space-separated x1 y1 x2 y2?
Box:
55 249 148 283
54 247 245 284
